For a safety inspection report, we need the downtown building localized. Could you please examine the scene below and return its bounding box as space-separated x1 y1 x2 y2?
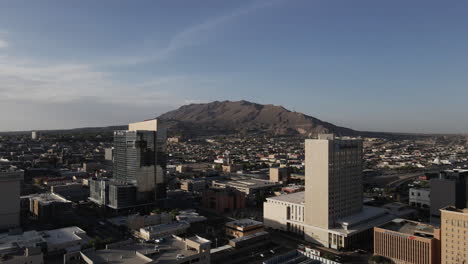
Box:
0 166 23 230
264 134 395 249
440 206 468 264
374 219 441 264
89 119 167 210
430 169 468 224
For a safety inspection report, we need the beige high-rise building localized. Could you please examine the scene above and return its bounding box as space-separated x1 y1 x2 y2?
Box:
270 167 290 183
305 134 363 229
440 206 468 264
264 134 394 250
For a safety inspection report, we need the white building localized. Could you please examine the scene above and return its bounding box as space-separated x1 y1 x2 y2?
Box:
409 188 430 208
264 135 396 250
0 226 89 264
43 226 90 253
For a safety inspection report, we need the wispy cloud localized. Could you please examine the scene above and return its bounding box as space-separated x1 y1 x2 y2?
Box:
106 0 283 66
0 1 282 130
0 30 8 49
0 39 7 49
0 54 214 108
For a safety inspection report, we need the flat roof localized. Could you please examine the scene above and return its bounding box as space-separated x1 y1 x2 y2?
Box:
81 247 152 264
42 226 88 246
441 206 468 214
380 219 436 238
266 191 305 205
82 236 209 264
338 206 387 226
29 193 71 204
0 231 44 252
141 222 189 233
226 219 263 228
213 176 281 189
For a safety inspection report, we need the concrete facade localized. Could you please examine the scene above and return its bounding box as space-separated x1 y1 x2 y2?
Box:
374 219 440 264
269 167 290 183
440 206 468 264
409 188 431 208
264 135 394 250
225 219 264 238
0 169 23 230
304 134 363 230
430 169 468 224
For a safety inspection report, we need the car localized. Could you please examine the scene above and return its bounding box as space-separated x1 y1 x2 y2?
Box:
155 238 165 243
354 249 367 254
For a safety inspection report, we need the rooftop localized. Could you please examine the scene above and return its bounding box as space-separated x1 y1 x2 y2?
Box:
29 193 71 205
42 226 89 246
213 176 281 190
266 191 305 205
141 222 190 234
380 219 436 238
226 219 263 228
441 206 468 214
338 206 388 227
0 231 44 254
82 236 210 264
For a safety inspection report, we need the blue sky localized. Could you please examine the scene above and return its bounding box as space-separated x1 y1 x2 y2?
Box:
0 0 467 133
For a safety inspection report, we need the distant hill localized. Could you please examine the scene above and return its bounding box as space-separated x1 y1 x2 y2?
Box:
0 100 431 139
158 100 358 137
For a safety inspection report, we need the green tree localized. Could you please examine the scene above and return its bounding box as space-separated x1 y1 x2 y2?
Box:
322 252 335 260
170 209 180 217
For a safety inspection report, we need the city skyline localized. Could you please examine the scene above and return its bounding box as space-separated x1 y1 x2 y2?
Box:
1 0 467 133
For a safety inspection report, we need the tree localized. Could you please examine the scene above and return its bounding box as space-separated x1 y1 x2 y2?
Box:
152 208 162 214
322 252 335 260
170 209 180 218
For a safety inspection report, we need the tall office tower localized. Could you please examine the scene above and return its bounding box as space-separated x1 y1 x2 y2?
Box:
0 167 23 230
430 169 468 224
440 206 468 264
305 134 363 229
31 131 39 140
113 119 167 203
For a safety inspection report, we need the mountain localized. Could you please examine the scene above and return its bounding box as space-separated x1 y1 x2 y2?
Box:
158 100 358 137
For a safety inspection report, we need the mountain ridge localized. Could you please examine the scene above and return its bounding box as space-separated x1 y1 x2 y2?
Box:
158 100 357 137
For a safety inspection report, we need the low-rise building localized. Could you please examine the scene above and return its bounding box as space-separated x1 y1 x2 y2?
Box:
211 176 281 195
222 164 243 173
202 188 246 214
269 167 290 183
281 184 305 193
409 188 431 208
180 179 206 192
225 219 264 238
26 193 72 222
51 183 90 202
0 226 89 264
78 236 211 264
374 219 440 264
137 222 190 241
43 226 90 253
264 191 397 249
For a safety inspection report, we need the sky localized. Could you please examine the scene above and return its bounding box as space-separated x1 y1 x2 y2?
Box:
0 0 467 133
